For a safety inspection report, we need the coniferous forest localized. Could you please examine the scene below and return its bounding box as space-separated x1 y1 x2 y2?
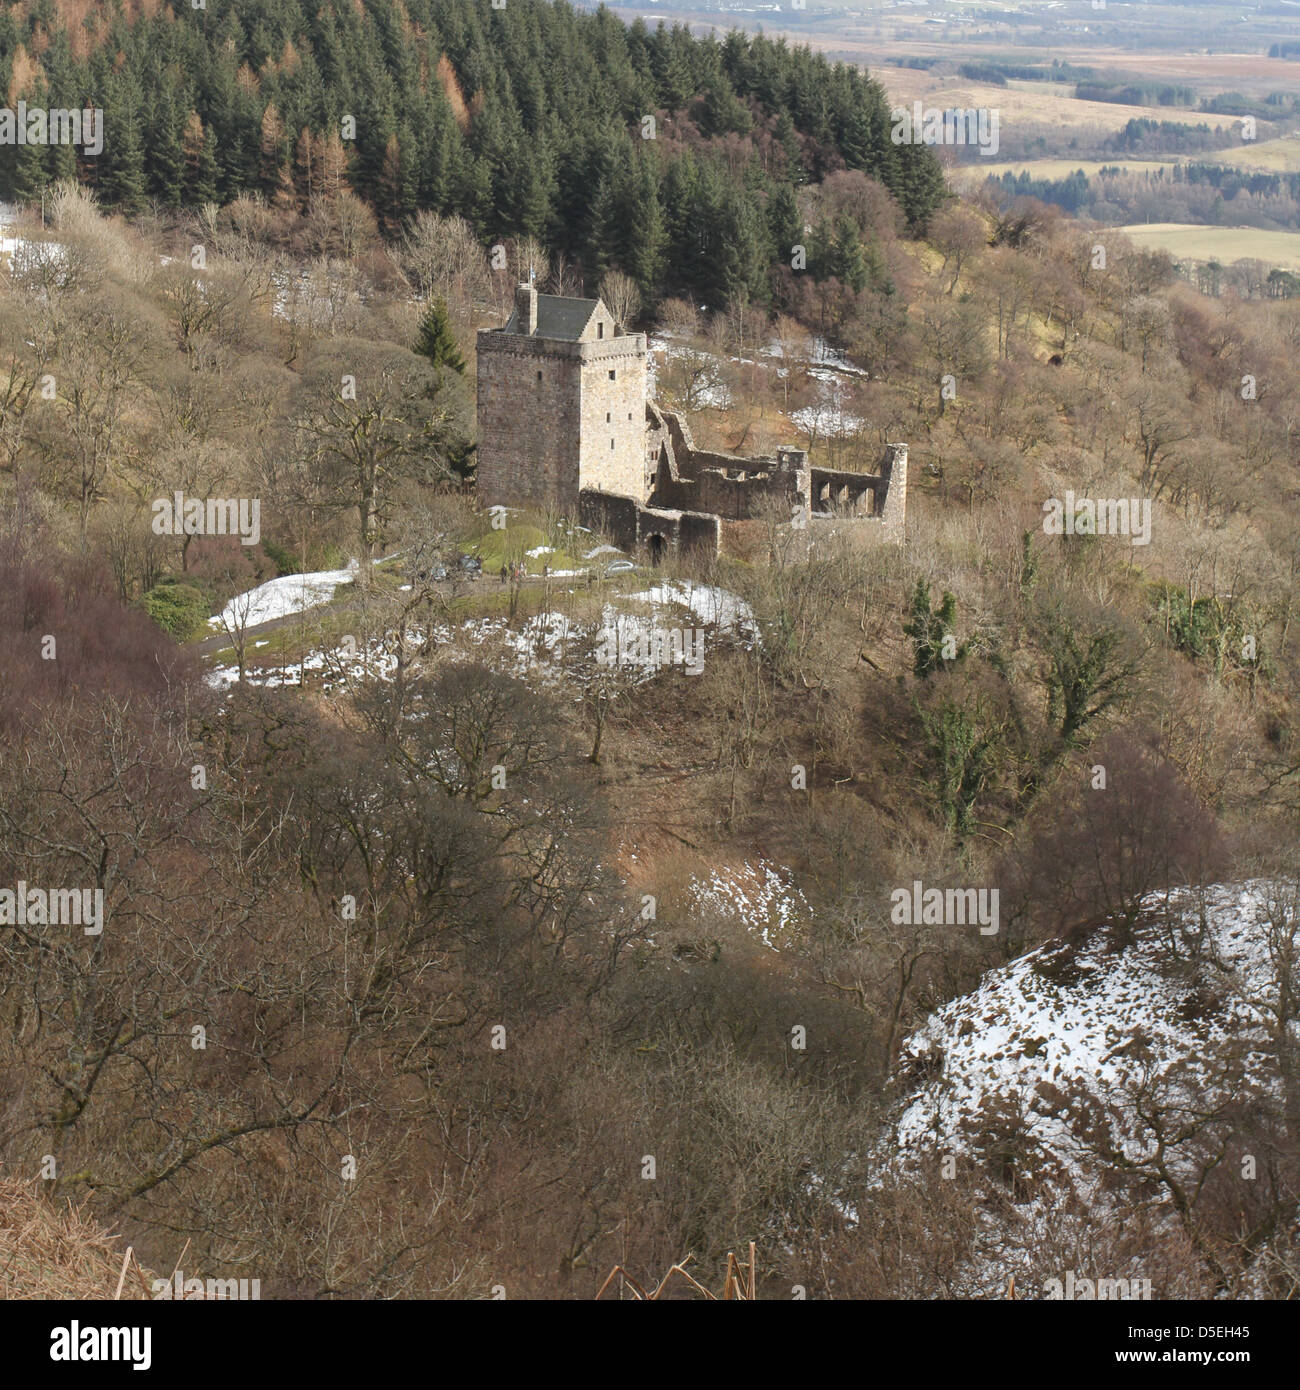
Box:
0 0 945 307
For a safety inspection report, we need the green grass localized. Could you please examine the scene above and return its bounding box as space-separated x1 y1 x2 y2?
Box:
460 511 622 576
199 512 636 670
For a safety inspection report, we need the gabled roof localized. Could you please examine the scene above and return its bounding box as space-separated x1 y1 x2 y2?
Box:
506 293 601 340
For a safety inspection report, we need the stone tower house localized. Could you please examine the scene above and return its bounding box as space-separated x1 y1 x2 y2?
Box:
476 285 906 555
476 283 648 512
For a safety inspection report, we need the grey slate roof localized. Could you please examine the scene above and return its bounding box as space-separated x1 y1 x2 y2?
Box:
505 293 600 340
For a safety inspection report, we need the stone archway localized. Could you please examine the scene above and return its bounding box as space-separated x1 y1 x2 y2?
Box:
646 533 666 566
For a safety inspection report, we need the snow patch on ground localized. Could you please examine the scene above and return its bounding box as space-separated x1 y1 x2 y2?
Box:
208 562 358 630
690 859 810 949
628 580 757 644
648 331 867 437
647 336 734 410
205 577 758 691
891 881 1284 1197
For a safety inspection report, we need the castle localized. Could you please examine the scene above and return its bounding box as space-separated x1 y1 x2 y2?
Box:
476 283 906 557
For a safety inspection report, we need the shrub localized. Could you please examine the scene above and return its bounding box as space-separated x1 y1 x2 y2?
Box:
261 537 300 577
141 580 210 641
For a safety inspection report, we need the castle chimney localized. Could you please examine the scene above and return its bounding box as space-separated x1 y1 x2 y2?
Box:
515 282 537 336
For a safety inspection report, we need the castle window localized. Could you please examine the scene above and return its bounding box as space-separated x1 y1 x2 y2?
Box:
611 439 615 450
537 370 542 381
597 322 604 339
608 370 616 381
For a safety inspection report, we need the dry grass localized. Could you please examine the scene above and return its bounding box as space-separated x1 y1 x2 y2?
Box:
596 1243 758 1300
878 74 1243 135
1207 135 1300 175
1116 222 1300 269
0 1179 156 1300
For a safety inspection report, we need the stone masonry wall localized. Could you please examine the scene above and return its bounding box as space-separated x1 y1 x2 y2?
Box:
578 338 649 504
476 334 582 512
879 443 907 542
810 445 907 539
476 331 648 513
579 489 721 558
649 409 810 521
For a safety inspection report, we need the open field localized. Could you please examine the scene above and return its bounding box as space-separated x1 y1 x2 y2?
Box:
960 135 1300 182
1116 222 1300 268
610 5 1300 107
874 71 1245 134
955 158 1177 182
611 8 1300 76
877 45 1300 89
1209 135 1300 174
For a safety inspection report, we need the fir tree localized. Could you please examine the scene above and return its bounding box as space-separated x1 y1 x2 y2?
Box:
413 297 466 377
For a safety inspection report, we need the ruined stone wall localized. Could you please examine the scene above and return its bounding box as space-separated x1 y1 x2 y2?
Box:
879 443 907 542
579 489 720 558
690 468 798 521
810 444 907 539
677 510 722 555
648 409 811 522
579 489 641 550
812 468 878 516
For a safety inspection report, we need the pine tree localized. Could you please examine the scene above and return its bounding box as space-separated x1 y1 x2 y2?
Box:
584 169 620 286
624 156 666 306
903 579 964 680
413 297 466 376
183 116 220 206
700 81 752 138
766 181 801 264
150 86 187 208
833 213 869 294
775 112 805 186
100 92 147 214
377 131 406 233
